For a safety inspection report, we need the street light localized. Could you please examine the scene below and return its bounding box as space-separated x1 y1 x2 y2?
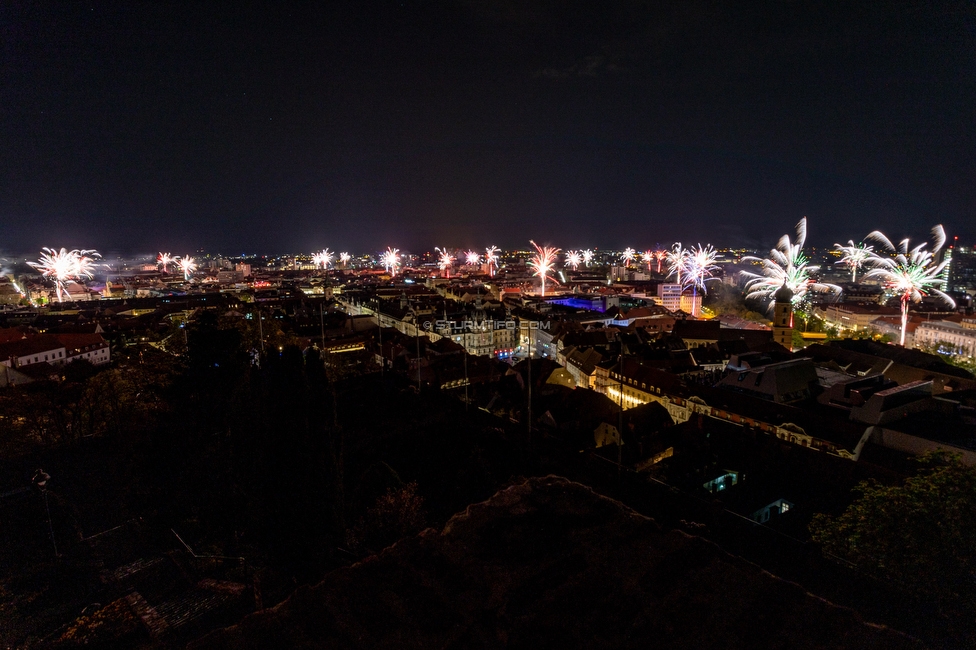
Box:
32 469 59 558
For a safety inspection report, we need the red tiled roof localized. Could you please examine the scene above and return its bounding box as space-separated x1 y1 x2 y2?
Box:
53 333 108 352
0 334 65 360
0 327 28 344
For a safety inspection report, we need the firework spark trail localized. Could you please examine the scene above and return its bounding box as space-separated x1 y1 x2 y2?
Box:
312 248 334 269
381 247 401 276
834 240 873 282
29 248 77 303
177 256 197 281
654 250 667 274
666 243 689 286
157 252 174 273
435 247 455 277
72 250 100 280
864 225 954 346
582 250 594 267
485 246 500 276
621 247 636 267
28 248 101 303
565 250 582 270
528 240 560 297
465 250 481 266
684 244 719 316
686 245 719 290
641 250 654 271
742 218 840 308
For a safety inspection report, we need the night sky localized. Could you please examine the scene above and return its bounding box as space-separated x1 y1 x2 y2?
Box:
2 1 974 254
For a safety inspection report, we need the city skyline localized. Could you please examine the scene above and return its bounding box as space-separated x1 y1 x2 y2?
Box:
4 233 975 264
2 2 974 253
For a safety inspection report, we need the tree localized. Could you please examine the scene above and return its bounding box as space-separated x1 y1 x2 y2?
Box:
809 452 976 611
916 343 976 377
791 329 805 350
703 282 747 317
348 482 426 555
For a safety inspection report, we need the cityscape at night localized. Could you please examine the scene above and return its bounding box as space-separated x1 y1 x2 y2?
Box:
2 2 975 648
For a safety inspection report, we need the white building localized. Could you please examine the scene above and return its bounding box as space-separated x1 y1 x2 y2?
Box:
0 335 66 368
914 319 976 357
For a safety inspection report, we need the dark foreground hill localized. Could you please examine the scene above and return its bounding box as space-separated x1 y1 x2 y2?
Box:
190 476 920 650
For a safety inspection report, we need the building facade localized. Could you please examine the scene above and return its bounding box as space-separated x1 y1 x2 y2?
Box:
914 319 976 357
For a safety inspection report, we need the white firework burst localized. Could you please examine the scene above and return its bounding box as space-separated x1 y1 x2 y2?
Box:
621 247 636 267
528 241 560 297
666 243 689 286
834 240 873 282
565 250 582 270
157 252 174 273
684 244 719 316
72 250 100 280
381 247 400 276
435 247 455 277
28 247 101 303
485 246 500 276
864 225 954 346
177 256 197 281
312 248 334 269
742 217 840 307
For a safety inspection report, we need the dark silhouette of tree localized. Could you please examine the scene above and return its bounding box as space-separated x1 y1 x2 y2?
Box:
348 482 426 554
810 452 976 612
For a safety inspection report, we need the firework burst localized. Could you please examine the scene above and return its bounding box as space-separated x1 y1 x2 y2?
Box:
654 249 667 274
565 250 582 270
666 243 689 285
312 248 334 269
742 218 840 308
639 250 654 271
28 247 101 303
339 252 351 267
834 240 873 282
72 250 100 280
582 249 594 267
435 247 456 277
157 252 174 273
684 244 719 316
621 247 636 267
177 256 197 281
485 246 500 276
381 247 401 276
528 241 560 297
28 248 69 302
465 250 481 266
864 225 954 346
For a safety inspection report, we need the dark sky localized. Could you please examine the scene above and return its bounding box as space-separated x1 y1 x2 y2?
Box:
2 1 975 254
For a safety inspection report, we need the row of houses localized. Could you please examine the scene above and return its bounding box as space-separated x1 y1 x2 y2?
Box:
0 328 110 386
591 343 976 464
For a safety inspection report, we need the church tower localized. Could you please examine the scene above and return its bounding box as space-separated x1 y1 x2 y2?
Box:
772 282 794 351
